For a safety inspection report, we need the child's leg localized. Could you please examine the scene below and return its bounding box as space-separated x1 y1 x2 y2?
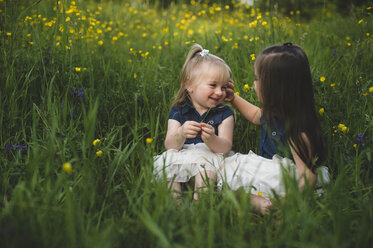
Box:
250 194 272 215
168 181 182 200
193 170 216 201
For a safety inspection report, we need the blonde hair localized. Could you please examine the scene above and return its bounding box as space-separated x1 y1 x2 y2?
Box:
171 44 232 108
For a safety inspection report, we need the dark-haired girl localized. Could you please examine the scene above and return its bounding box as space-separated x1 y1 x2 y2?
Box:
221 43 329 214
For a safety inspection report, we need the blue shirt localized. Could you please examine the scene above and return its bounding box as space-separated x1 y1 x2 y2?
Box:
259 116 290 159
169 102 233 144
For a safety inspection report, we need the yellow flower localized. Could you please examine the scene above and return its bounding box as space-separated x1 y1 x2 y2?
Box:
92 139 101 146
146 138 153 144
367 33 370 37
98 40 103 46
250 54 256 60
75 67 81 72
320 76 325 82
362 92 368 96
319 108 325 116
369 86 373 92
65 17 71 22
96 150 103 157
358 19 363 24
235 91 240 96
244 84 250 90
62 163 72 174
353 144 357 148
258 191 263 196
330 83 335 87
338 124 349 133
28 41 34 45
6 32 11 36
134 73 137 79
342 126 349 133
347 42 351 46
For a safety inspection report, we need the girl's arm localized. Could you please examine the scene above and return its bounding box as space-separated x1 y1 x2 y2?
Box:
231 93 262 126
225 81 261 125
289 133 317 191
201 115 234 154
164 119 201 150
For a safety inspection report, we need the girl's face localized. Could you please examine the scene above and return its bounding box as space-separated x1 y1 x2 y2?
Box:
187 63 228 114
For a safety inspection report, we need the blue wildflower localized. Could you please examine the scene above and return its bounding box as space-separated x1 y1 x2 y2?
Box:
77 88 84 102
6 144 28 150
6 144 15 150
137 96 143 107
356 133 365 146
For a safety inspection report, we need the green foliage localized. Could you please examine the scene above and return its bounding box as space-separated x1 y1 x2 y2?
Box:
0 0 372 247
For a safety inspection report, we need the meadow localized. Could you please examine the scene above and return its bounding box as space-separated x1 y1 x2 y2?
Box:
0 0 372 247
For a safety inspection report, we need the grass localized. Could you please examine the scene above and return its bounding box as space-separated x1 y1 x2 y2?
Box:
0 0 372 247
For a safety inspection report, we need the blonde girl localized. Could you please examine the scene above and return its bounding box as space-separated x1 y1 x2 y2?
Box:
154 44 234 201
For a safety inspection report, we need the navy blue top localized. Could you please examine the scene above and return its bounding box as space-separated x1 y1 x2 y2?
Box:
259 116 290 159
169 102 234 144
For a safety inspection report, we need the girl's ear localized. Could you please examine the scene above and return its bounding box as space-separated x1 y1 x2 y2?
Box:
186 79 193 93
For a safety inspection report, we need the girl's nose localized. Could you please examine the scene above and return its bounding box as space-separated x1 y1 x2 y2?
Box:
215 88 223 96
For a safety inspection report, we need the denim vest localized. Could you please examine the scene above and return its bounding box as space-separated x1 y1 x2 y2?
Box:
259 116 290 159
168 102 233 144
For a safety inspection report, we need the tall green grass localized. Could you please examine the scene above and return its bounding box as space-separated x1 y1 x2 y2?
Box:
1 0 372 247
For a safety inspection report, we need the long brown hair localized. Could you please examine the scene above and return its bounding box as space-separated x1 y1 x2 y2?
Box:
171 44 232 108
255 43 326 171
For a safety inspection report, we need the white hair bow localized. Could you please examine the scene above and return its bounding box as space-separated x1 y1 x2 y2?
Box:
200 49 209 56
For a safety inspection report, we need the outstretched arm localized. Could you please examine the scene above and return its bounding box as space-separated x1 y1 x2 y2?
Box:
201 115 234 154
225 81 262 126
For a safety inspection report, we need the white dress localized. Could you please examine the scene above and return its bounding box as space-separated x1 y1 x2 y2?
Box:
218 151 330 199
153 143 223 183
218 151 298 199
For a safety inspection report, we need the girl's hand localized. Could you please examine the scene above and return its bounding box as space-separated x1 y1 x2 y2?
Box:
200 123 216 144
224 80 235 102
179 121 201 139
